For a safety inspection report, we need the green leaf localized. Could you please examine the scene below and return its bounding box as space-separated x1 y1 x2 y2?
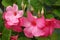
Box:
0 14 4 32
0 38 1 40
43 0 57 6
18 37 31 40
16 0 28 9
45 13 54 18
31 0 42 13
18 32 31 40
50 32 57 40
16 0 22 9
2 0 17 7
53 10 60 17
36 37 50 40
53 0 60 6
2 28 11 40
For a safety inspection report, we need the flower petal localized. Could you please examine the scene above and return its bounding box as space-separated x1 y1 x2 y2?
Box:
22 17 31 27
36 16 45 28
5 22 11 29
10 35 18 40
32 27 44 37
16 10 23 18
27 11 35 21
12 26 22 32
6 6 13 11
43 26 54 36
13 4 18 12
53 19 60 28
24 28 33 38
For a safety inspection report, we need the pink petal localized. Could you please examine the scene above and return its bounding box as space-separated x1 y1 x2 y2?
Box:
43 19 54 36
27 11 35 22
6 17 19 25
10 35 18 40
7 21 15 25
53 19 60 28
6 6 13 11
4 11 14 21
12 26 22 32
22 17 31 27
9 18 19 24
32 27 44 37
16 10 23 18
43 27 50 36
18 18 24 26
24 28 33 38
5 22 11 29
43 26 54 36
13 4 18 12
3 12 6 20
36 16 45 28
50 26 54 35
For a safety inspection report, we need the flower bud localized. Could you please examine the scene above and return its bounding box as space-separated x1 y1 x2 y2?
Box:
30 6 34 12
21 1 24 10
38 10 40 17
41 7 44 15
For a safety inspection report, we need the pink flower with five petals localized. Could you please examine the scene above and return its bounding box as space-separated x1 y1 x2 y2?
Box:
22 11 45 38
3 4 23 32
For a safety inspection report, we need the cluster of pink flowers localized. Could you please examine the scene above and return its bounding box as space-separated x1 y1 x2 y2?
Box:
3 4 60 39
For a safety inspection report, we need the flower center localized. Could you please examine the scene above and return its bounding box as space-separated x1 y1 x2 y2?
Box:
14 12 17 16
31 21 36 26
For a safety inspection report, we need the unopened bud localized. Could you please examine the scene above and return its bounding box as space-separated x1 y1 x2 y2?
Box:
41 7 44 15
30 6 34 12
38 10 40 17
24 4 26 10
21 1 24 10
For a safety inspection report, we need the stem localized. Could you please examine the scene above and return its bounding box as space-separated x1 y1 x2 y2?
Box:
28 0 31 10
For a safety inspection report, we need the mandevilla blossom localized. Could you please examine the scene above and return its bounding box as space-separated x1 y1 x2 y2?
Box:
42 18 55 36
3 4 23 32
23 11 45 38
23 11 60 38
53 18 60 28
10 35 18 40
42 18 60 36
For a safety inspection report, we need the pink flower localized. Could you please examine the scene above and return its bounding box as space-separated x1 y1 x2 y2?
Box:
3 4 23 32
3 4 23 25
23 11 45 38
41 19 55 36
10 35 18 40
40 18 60 37
23 11 60 38
52 18 60 28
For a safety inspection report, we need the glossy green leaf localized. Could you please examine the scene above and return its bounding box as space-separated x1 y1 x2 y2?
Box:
18 32 31 40
53 0 60 6
44 0 57 5
18 37 31 40
45 13 54 18
50 32 58 40
0 14 4 32
53 10 60 17
30 0 42 13
2 28 11 40
36 37 50 40
2 0 17 7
